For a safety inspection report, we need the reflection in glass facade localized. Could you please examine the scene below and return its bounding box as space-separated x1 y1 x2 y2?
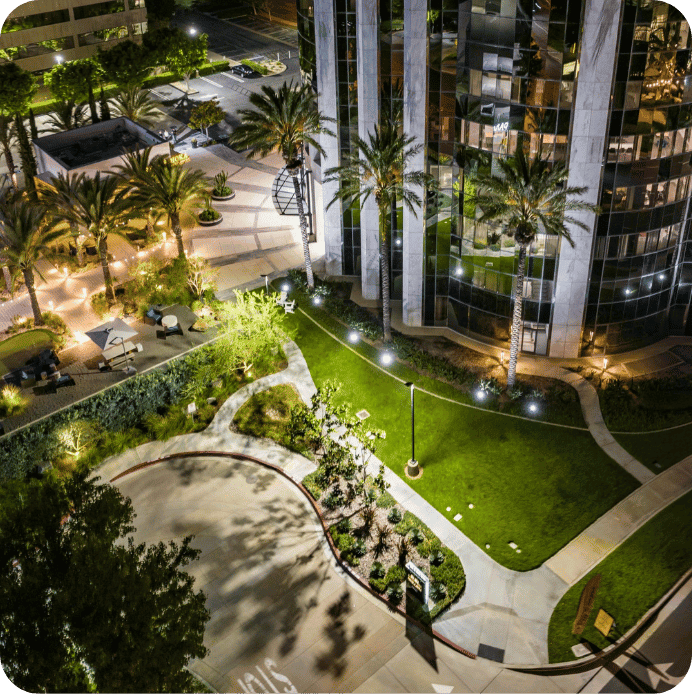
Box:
302 0 692 355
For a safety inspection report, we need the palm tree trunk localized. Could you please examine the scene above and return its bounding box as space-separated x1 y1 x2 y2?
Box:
98 237 116 304
71 221 84 267
23 268 43 325
171 211 185 258
145 210 154 238
2 265 11 295
0 121 16 191
289 168 314 290
507 243 527 388
379 203 392 343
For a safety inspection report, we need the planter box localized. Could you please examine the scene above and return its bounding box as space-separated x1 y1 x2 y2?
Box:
211 191 235 201
198 214 223 227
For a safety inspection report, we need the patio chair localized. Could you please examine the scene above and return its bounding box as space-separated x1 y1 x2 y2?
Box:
144 307 163 326
135 343 144 352
275 291 288 306
56 373 76 388
283 301 296 314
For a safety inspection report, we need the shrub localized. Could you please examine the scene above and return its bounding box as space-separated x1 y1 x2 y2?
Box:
376 490 396 509
370 561 385 579
375 523 391 552
352 539 367 557
409 527 424 545
387 507 402 524
322 491 343 510
387 584 404 604
430 549 445 566
212 171 233 197
240 58 270 75
302 469 325 500
335 517 351 534
430 583 447 602
359 505 376 534
0 385 28 417
198 207 220 222
429 547 466 618
396 536 411 564
369 564 405 593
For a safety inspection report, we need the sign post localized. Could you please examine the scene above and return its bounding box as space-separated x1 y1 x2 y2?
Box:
405 561 430 606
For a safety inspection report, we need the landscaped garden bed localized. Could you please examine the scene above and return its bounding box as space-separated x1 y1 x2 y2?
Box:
548 489 692 663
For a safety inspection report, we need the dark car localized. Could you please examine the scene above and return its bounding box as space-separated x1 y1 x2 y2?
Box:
229 64 259 78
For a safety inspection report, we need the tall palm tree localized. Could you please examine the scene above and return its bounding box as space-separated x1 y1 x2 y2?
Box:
112 147 166 238
39 173 134 305
45 101 88 133
469 147 599 388
38 173 85 266
324 125 433 343
110 87 159 128
0 199 62 325
133 159 207 258
228 81 334 291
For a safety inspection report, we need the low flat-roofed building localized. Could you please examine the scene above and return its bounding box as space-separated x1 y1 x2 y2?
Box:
33 117 167 177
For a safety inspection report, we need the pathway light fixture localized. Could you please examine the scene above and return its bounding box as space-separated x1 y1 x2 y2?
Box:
380 352 393 366
348 331 360 343
404 381 419 477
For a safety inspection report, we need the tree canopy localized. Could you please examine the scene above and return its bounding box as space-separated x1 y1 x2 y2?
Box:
0 471 209 692
188 98 225 136
0 63 37 116
143 27 208 79
44 59 102 104
96 40 153 89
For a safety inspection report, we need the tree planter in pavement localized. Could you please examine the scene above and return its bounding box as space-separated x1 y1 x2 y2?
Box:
197 214 223 227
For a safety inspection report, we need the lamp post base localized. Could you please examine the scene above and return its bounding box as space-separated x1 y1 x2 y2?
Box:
407 459 420 477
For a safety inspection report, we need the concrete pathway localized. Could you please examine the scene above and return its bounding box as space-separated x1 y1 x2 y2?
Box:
94 337 691 668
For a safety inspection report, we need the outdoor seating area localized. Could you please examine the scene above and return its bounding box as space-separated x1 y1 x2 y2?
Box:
2 349 60 387
275 291 296 314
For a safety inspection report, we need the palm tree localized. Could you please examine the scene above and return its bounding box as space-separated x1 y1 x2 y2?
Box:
45 101 88 133
110 87 158 128
228 81 334 291
39 173 134 305
324 125 433 343
469 147 599 388
0 199 62 325
112 147 166 238
38 173 85 266
133 159 208 258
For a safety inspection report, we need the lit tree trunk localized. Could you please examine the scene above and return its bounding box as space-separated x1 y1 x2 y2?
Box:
88 81 99 124
379 201 392 343
29 109 38 140
145 210 154 238
23 268 44 325
170 210 185 258
98 236 116 304
507 242 527 388
0 117 17 191
71 221 84 267
2 265 11 295
289 166 314 290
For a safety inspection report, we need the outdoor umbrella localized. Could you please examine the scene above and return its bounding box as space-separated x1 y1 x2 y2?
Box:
86 318 138 360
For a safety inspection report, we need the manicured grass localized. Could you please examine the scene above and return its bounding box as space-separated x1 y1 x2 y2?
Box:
233 384 311 456
614 423 692 473
548 490 692 663
283 306 640 571
0 330 61 374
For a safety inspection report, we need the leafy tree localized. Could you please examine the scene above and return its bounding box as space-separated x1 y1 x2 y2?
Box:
0 63 36 190
188 98 225 137
324 124 434 342
144 28 208 92
132 157 208 258
39 172 135 304
229 81 334 291
111 86 159 127
0 471 209 692
96 40 153 89
469 147 598 387
144 0 176 27
0 199 61 325
187 290 287 395
44 59 102 123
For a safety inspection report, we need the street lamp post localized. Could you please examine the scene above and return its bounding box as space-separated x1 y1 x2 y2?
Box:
404 381 419 477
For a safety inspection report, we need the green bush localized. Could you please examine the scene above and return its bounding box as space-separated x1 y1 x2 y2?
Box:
352 538 367 557
376 490 397 509
0 385 28 417
370 561 385 579
430 549 445 566
240 58 269 75
387 507 402 524
429 548 466 618
302 469 325 500
387 584 404 604
369 564 405 593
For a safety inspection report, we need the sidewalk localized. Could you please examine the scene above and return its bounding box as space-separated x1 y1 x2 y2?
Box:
94 336 690 667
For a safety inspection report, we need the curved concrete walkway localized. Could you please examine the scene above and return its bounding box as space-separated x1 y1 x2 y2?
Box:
94 336 692 667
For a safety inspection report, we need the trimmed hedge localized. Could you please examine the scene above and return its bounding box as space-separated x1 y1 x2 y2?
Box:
0 348 200 480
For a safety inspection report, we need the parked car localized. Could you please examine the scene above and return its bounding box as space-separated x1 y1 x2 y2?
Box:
230 64 259 78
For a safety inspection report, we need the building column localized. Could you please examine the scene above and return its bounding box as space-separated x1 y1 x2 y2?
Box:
314 0 342 276
402 0 427 326
549 0 622 358
357 0 380 299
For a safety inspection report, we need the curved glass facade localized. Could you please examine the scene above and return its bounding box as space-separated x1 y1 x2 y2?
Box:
584 1 692 353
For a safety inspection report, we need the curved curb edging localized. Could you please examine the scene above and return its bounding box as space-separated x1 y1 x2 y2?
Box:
510 566 692 675
109 450 477 663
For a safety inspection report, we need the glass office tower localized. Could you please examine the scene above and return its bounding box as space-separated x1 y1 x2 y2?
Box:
303 0 692 356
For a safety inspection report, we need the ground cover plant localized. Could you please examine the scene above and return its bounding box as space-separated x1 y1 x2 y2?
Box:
548 489 692 663
0 328 63 373
276 282 639 571
614 422 692 473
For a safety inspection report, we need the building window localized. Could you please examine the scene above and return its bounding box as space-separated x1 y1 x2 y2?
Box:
78 25 128 46
73 0 126 21
2 9 70 33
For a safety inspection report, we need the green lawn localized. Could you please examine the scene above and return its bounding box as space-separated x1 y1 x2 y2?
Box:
283 306 639 571
614 423 692 473
0 330 61 374
548 490 692 663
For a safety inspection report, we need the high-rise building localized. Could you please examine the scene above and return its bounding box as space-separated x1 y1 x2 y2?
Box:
0 0 147 72
300 0 692 356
